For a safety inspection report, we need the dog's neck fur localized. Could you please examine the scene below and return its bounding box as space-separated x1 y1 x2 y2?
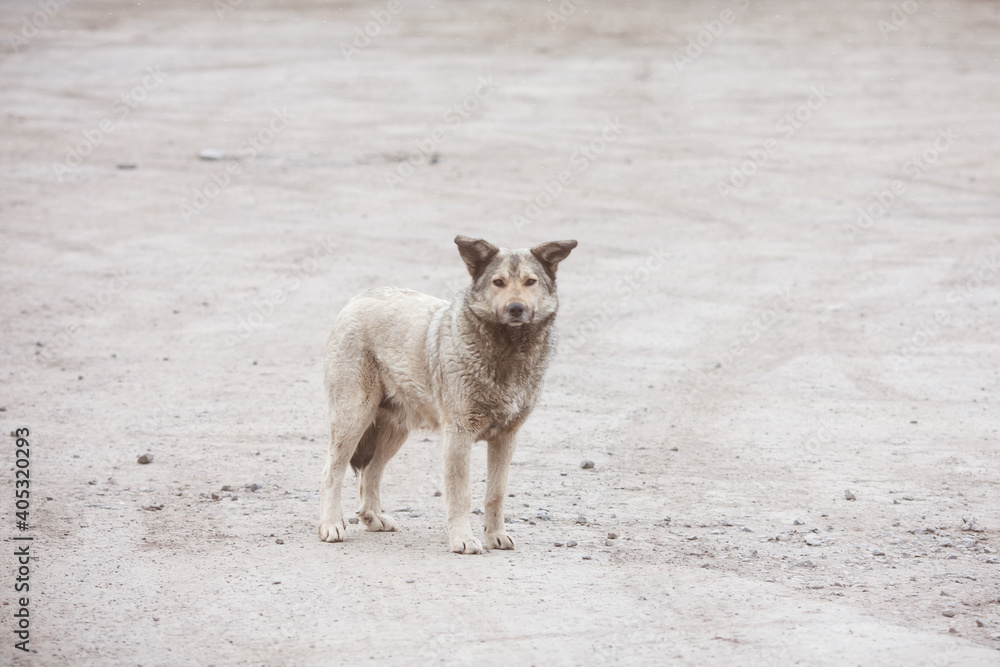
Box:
456 299 556 382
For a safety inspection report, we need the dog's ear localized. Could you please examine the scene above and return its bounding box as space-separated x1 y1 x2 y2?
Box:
455 235 500 280
530 240 577 279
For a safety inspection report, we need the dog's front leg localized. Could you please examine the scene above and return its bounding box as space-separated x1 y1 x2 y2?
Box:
443 426 482 554
484 431 516 549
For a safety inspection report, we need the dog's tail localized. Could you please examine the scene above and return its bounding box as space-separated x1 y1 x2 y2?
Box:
350 422 377 474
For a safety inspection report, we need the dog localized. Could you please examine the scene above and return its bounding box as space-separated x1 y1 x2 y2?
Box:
318 235 577 554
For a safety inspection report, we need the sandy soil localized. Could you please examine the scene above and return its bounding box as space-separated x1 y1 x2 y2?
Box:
2 0 999 664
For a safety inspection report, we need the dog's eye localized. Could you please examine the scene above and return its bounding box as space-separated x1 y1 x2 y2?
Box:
525 278 537 286
492 279 505 287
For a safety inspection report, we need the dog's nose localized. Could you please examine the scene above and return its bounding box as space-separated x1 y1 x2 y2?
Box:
507 302 525 318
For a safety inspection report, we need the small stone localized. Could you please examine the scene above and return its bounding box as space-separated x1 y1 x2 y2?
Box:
582 555 592 560
536 511 550 521
975 619 988 628
844 489 856 501
605 540 614 546
275 538 284 544
116 163 137 170
607 532 618 540
88 480 98 485
795 560 815 568
231 495 239 501
137 453 153 464
793 518 805 525
471 508 483 515
221 485 233 492
805 536 824 547
872 549 885 556
348 517 359 524
566 540 578 548
741 526 754 533
210 493 220 501
409 512 421 518
560 472 568 477
152 616 159 621
554 542 564 547
434 490 442 497
581 460 595 469
248 483 262 492
198 148 225 160
942 610 956 618
670 447 678 451
949 627 958 634
405 579 415 583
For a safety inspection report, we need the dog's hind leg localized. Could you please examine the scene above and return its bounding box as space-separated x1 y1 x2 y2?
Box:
356 405 409 532
319 388 377 543
484 431 517 550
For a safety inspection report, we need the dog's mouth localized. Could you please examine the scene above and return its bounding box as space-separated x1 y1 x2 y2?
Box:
499 308 533 326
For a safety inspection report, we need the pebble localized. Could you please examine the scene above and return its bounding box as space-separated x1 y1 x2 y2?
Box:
560 472 568 477
793 518 805 525
409 512 422 518
581 460 595 469
406 579 415 584
198 148 225 160
975 619 988 628
348 517 359 524
805 536 824 547
275 538 284 545
795 560 815 568
137 453 153 464
554 542 564 547
210 493 220 501
248 483 263 492
536 511 551 521
844 489 856 501
434 490 442 497
582 555 592 560
566 540 578 548
471 508 483 515
872 549 885 556
607 532 618 540
741 526 754 533
222 485 233 492
576 515 588 525
942 610 956 618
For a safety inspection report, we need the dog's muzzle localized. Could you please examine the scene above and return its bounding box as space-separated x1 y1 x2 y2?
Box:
504 302 530 324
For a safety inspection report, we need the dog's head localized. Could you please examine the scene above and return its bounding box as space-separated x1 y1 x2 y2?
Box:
455 235 577 326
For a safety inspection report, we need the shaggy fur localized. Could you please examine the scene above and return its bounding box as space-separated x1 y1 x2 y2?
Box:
318 235 577 553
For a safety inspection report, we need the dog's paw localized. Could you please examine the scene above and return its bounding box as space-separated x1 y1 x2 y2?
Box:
358 509 398 532
318 520 346 543
449 533 484 555
485 531 515 550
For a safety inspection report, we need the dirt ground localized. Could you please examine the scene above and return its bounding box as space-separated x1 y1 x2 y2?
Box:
2 0 999 664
